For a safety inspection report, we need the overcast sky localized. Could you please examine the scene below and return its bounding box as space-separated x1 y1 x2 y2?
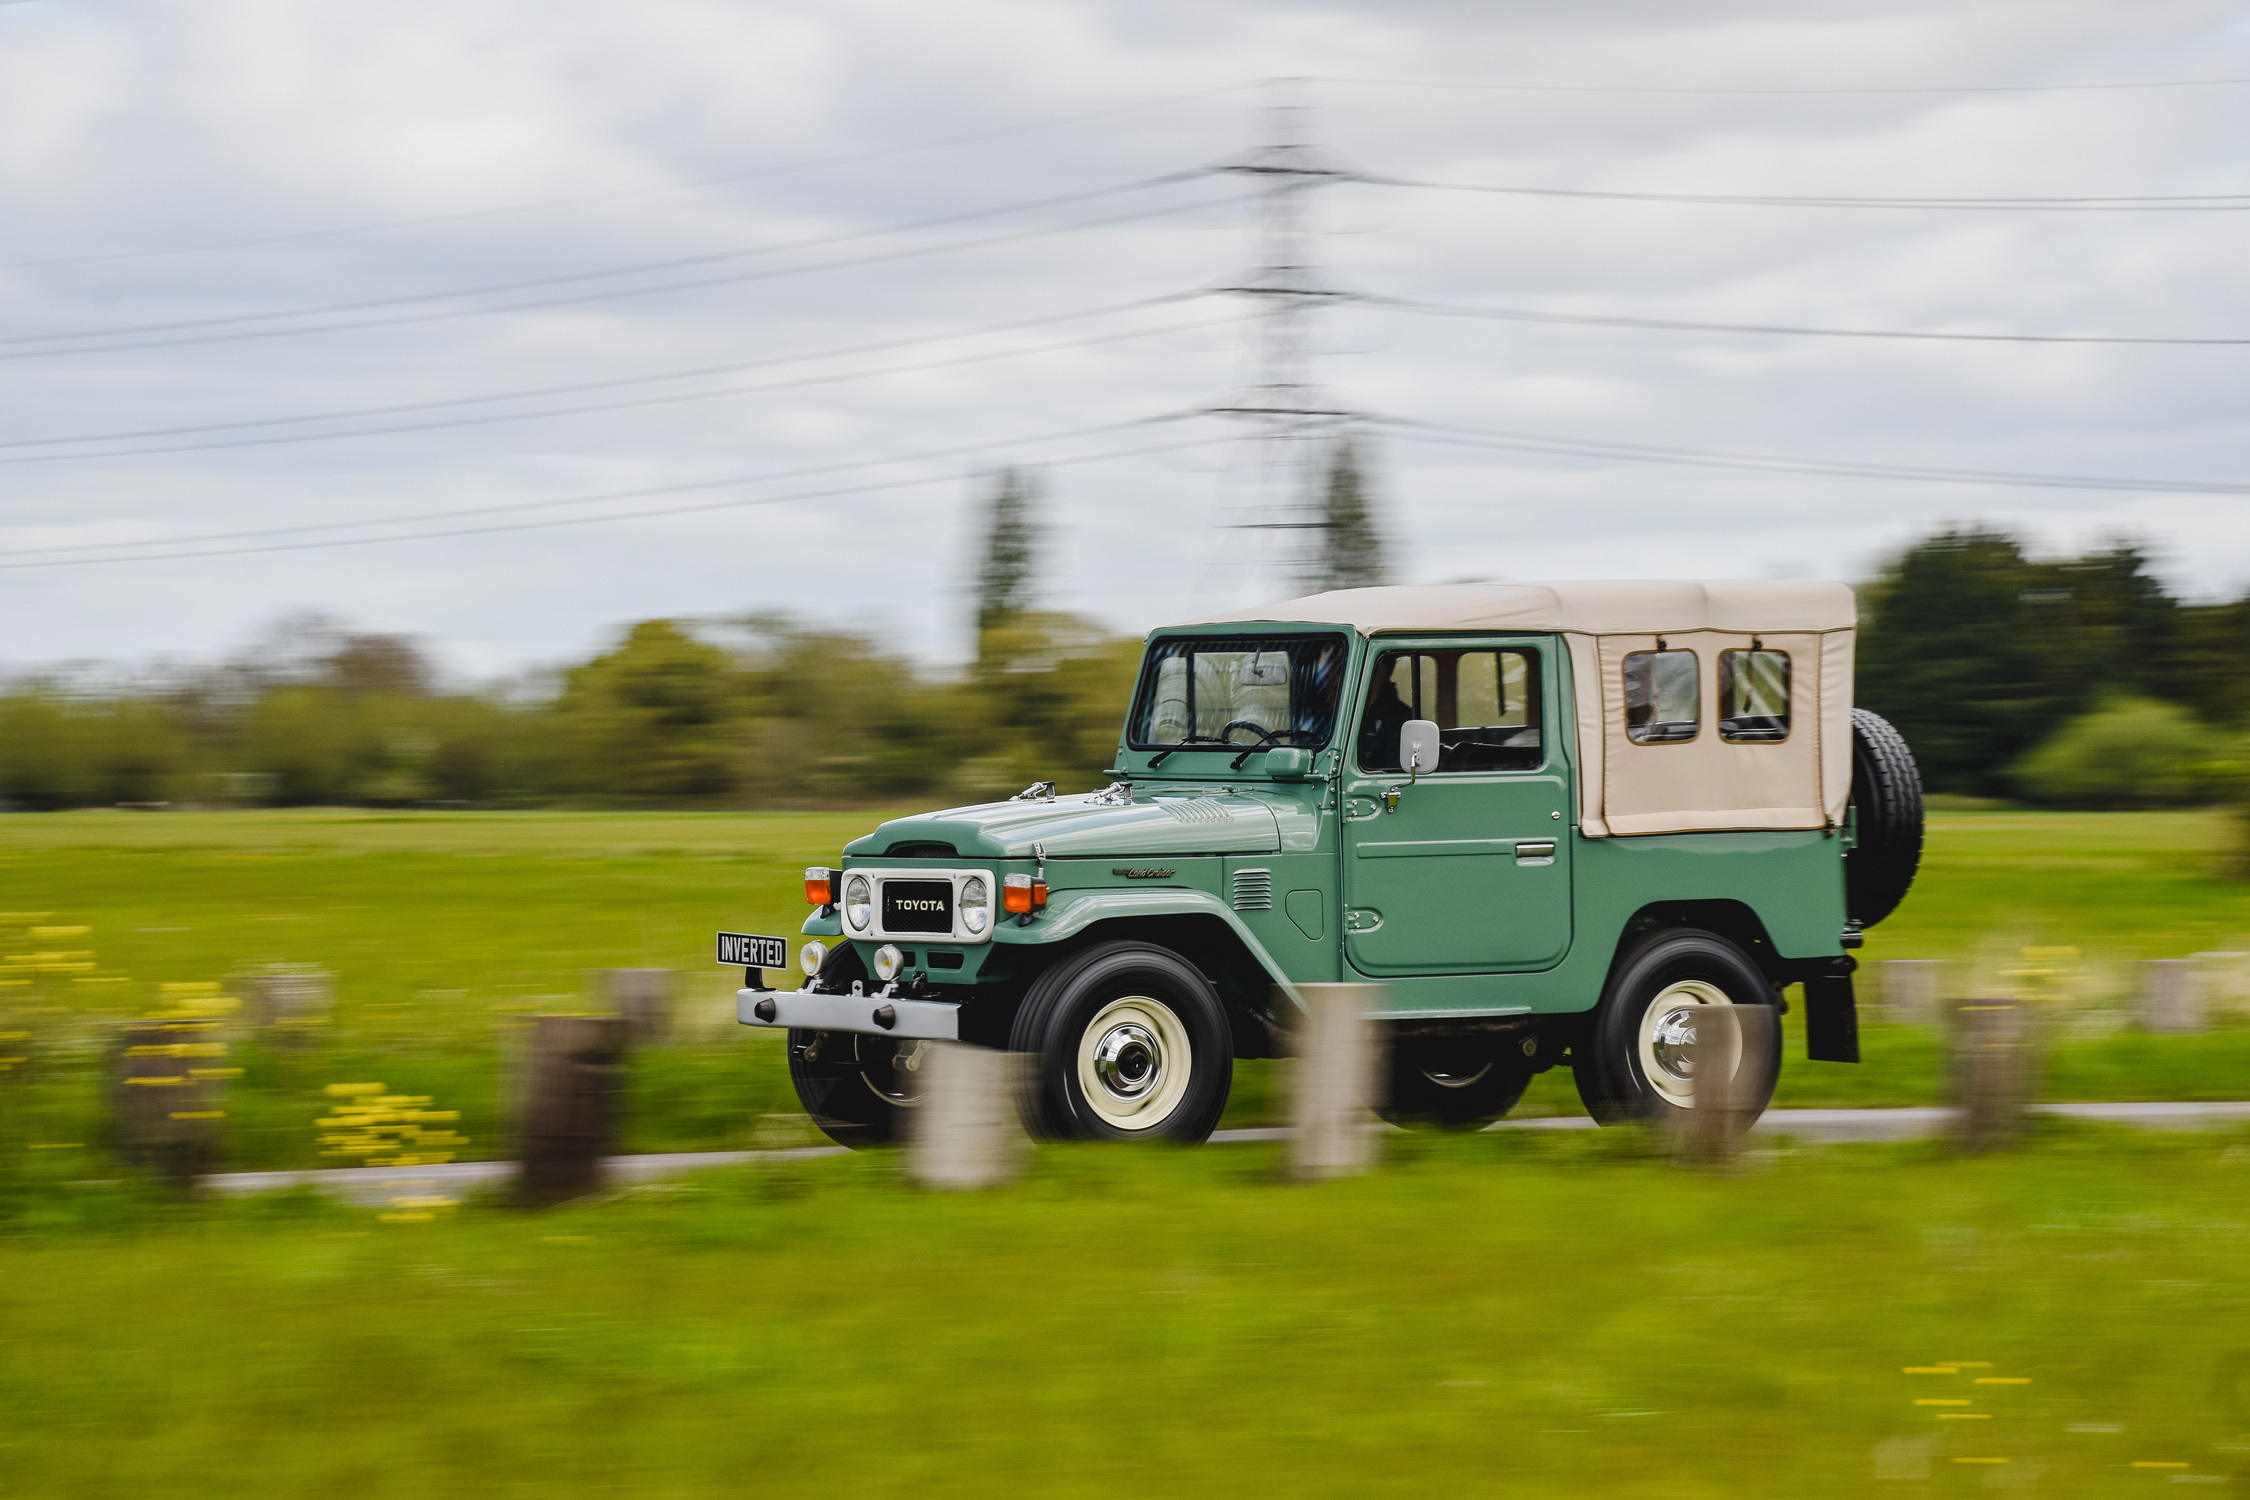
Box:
3 0 2249 680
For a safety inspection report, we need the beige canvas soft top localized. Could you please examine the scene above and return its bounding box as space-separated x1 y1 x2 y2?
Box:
1188 579 1855 636
1183 580 1858 838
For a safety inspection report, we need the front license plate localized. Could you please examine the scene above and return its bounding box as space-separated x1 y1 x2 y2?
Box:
716 932 788 970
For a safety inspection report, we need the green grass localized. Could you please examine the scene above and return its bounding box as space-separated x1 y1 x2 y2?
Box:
1 808 2247 1170
4 1127 2249 1496
0 810 893 1168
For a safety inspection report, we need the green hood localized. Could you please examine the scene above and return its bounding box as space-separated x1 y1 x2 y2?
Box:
845 790 1283 860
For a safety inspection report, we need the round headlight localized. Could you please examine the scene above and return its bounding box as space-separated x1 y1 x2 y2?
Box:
960 876 989 934
844 874 872 931
872 944 904 982
799 940 828 977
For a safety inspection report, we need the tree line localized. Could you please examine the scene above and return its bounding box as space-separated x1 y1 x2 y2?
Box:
1857 527 2250 806
3 452 2230 811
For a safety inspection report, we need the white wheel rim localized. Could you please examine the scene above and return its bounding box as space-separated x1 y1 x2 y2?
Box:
1636 980 1735 1109
1076 995 1194 1131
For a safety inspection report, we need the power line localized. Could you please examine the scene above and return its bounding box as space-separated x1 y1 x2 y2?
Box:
0 428 1221 570
1381 416 2250 496
0 296 1234 463
0 412 1192 555
1314 72 2250 97
0 173 1213 354
1359 172 2250 210
0 193 1231 365
1 83 1249 273
1372 294 2250 346
0 307 1241 465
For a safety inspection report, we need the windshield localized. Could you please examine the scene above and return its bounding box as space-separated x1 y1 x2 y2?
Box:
1127 634 1349 752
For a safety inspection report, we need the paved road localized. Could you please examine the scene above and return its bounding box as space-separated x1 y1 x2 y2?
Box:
202 1101 2250 1205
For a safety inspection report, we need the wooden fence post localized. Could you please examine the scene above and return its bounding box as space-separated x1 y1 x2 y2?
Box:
112 1018 231 1183
1950 998 2034 1153
516 1015 629 1206
1877 959 1945 1021
908 1044 1026 1190
1290 983 1384 1180
597 968 673 1043
2139 959 2205 1035
238 966 332 1042
1673 1002 1776 1170
2190 952 2250 1024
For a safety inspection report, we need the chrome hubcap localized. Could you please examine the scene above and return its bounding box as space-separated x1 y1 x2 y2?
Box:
1650 1007 1701 1085
1092 1021 1163 1100
1421 1061 1495 1090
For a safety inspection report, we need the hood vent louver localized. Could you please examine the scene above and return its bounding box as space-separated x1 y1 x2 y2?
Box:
885 841 958 858
1231 868 1273 911
1161 798 1232 826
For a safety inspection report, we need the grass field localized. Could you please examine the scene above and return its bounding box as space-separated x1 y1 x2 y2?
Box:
2 807 2248 1173
3 1125 2248 1496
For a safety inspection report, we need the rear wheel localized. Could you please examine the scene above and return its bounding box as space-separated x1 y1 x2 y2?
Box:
1009 940 1233 1143
1379 1031 1536 1128
1575 929 1780 1126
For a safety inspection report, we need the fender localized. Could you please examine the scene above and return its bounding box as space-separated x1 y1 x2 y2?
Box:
1000 886 1308 1013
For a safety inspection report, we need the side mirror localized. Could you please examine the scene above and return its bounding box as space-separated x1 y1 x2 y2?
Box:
1262 746 1310 778
1401 720 1440 777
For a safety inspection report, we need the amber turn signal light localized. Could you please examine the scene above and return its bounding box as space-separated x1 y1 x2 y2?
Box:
804 866 836 906
1003 873 1049 914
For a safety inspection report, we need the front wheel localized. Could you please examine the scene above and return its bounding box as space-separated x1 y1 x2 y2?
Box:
1574 929 1780 1126
1009 941 1234 1142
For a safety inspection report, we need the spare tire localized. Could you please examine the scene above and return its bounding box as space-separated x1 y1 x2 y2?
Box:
1845 707 1923 928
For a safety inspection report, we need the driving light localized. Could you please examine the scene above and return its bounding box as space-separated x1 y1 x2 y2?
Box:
844 874 872 931
960 875 990 934
1003 872 1049 914
804 866 835 906
799 940 827 977
872 944 904 982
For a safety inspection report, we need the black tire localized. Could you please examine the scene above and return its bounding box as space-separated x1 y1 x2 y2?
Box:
786 945 929 1149
1379 1031 1536 1129
1846 707 1924 928
1574 929 1781 1126
1008 940 1234 1143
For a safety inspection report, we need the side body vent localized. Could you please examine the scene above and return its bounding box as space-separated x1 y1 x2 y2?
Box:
1231 868 1274 911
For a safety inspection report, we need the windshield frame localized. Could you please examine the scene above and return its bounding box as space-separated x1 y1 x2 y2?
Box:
1123 630 1353 755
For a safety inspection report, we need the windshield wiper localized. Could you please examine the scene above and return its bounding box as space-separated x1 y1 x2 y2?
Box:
1148 749 1177 768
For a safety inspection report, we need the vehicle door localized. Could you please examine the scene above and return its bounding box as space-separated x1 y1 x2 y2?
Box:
1341 639 1573 975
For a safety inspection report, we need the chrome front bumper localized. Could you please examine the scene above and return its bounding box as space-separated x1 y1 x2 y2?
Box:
736 985 961 1041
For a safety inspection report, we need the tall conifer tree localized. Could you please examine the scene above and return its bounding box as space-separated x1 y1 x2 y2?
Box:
974 466 1042 637
1302 438 1388 594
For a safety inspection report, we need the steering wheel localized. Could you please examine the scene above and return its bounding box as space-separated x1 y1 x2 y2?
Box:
1219 719 1280 747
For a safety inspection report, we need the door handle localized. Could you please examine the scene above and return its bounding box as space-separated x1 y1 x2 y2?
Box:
1515 841 1557 861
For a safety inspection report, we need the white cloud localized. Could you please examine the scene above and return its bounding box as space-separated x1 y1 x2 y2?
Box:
2 0 2249 678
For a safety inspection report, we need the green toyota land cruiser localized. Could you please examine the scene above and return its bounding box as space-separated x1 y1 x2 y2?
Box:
725 580 1923 1147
